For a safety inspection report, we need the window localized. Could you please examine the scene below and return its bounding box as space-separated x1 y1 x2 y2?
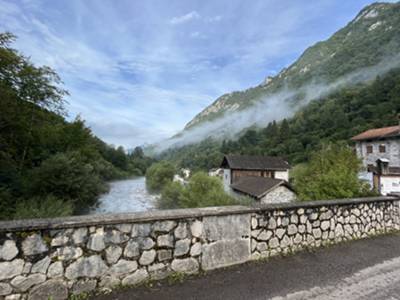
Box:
366 145 373 154
379 144 386 153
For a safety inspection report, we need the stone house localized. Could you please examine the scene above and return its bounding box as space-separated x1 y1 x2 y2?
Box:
230 176 297 204
220 155 296 203
351 123 400 195
351 125 400 168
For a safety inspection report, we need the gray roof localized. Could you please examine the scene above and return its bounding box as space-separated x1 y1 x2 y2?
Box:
231 176 293 199
221 155 290 171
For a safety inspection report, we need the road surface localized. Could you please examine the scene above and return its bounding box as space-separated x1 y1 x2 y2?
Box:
93 233 400 300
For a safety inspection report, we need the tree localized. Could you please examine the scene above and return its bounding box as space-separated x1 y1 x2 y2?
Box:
27 151 106 212
159 182 185 209
14 195 73 219
146 161 176 192
292 143 372 201
158 172 238 209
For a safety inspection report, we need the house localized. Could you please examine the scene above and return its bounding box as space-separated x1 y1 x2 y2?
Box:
220 155 296 203
231 176 297 204
351 125 400 168
351 122 400 195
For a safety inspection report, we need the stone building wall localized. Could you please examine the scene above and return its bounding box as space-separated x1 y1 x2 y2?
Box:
0 196 399 300
355 138 400 167
260 186 297 204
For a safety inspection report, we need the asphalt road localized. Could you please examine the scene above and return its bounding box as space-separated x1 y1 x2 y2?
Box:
93 233 400 300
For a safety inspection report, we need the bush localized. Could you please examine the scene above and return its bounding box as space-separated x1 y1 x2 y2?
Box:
159 182 185 209
146 161 176 192
27 151 107 212
14 195 73 219
158 172 238 209
292 143 373 201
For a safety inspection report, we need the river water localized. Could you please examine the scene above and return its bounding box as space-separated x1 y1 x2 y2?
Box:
90 177 157 214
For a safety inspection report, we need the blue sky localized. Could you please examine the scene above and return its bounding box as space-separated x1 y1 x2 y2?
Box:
0 0 394 148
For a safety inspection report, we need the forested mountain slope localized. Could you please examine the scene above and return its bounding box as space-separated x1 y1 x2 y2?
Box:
185 2 400 131
159 67 400 170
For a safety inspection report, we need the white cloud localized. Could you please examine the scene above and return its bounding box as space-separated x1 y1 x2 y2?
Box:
169 11 200 25
206 15 222 23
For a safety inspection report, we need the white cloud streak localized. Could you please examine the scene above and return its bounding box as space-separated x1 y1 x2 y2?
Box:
169 11 200 25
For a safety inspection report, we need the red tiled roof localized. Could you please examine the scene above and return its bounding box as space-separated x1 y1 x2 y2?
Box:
351 125 400 141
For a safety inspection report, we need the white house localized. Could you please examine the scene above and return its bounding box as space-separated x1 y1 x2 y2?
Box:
351 123 400 195
220 155 296 203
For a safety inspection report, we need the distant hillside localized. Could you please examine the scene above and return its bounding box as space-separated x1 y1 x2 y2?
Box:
159 67 400 170
184 2 400 132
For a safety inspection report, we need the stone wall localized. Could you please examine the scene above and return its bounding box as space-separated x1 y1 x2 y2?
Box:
0 196 399 300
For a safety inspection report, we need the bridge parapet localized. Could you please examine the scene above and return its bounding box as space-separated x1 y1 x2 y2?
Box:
0 195 399 299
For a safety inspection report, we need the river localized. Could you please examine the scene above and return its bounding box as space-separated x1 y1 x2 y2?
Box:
90 177 157 214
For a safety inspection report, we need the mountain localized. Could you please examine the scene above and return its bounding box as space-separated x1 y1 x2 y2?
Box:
182 2 400 133
155 2 400 170
159 65 400 171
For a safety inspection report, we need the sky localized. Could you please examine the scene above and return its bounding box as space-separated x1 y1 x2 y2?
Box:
0 0 396 149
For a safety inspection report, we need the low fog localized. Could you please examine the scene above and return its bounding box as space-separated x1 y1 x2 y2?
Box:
153 54 400 153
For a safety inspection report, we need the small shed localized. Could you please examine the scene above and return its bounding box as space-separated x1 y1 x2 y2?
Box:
231 176 296 204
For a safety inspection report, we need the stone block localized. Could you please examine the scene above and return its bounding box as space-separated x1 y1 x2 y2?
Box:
174 223 188 239
22 234 48 256
202 239 250 271
31 256 51 274
157 234 174 248
124 241 140 258
171 258 199 274
72 279 97 295
108 260 138 277
121 269 148 286
257 230 273 241
0 282 12 296
0 259 24 281
157 249 172 262
190 220 203 238
72 228 88 244
131 223 151 237
139 250 156 266
174 239 191 257
203 214 250 241
28 279 68 300
47 262 64 278
106 245 122 264
11 274 46 292
0 240 18 261
153 221 177 233
65 256 108 280
190 243 202 257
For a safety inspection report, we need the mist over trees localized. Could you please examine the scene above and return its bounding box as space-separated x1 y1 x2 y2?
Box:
0 33 152 220
159 67 400 171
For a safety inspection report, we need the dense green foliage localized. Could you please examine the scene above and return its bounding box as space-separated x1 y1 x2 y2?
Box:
158 172 243 209
292 144 374 201
160 67 400 170
0 33 153 220
145 161 176 192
